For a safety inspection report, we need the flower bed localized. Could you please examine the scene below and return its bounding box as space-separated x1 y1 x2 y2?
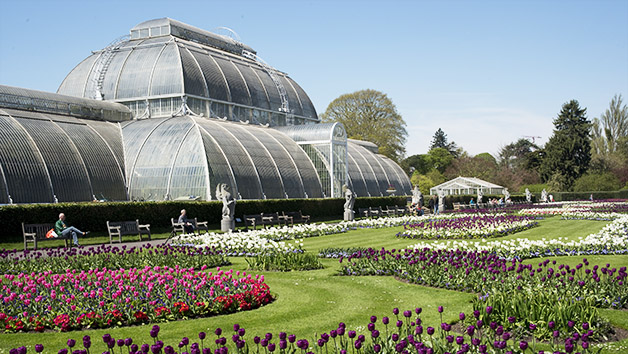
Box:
0 267 273 332
396 214 538 240
8 307 598 354
408 214 628 259
171 231 305 256
0 244 230 274
340 248 627 339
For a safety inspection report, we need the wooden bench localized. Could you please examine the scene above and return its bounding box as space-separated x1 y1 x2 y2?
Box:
281 210 310 226
22 222 72 250
106 220 151 244
170 217 209 237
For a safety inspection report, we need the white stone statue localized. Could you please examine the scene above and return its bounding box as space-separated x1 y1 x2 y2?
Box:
438 189 445 213
503 188 510 203
412 186 423 206
216 183 236 220
525 188 532 203
343 184 355 212
541 189 548 203
477 189 483 204
343 184 356 221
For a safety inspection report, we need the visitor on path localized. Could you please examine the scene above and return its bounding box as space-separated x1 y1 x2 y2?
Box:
178 209 195 234
428 195 435 214
55 213 88 247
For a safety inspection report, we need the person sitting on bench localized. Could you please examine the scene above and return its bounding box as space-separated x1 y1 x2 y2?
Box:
178 209 195 234
55 213 88 247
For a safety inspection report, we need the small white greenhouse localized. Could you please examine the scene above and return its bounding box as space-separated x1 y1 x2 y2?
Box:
429 177 506 196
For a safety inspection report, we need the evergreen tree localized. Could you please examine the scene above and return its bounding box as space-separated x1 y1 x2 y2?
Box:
539 100 591 190
429 128 459 157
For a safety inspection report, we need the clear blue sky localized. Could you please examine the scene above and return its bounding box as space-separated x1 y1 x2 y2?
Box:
1 0 627 158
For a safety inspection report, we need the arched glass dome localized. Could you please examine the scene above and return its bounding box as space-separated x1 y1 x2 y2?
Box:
58 18 318 126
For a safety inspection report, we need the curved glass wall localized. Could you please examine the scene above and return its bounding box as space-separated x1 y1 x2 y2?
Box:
123 116 323 201
0 107 127 203
346 141 412 197
277 123 347 198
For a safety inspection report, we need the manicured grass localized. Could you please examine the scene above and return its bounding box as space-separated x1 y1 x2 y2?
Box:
1 217 626 354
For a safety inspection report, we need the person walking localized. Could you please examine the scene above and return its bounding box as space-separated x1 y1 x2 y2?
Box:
55 213 88 247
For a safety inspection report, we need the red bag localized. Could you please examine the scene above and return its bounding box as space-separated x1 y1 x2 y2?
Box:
46 229 58 238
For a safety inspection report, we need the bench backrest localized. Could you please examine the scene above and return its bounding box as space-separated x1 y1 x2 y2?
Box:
243 214 263 225
284 210 304 220
22 223 55 239
263 212 279 222
107 220 140 235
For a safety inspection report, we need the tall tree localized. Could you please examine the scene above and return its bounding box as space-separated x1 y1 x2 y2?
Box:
429 128 459 157
539 100 592 190
593 94 628 155
498 138 539 169
321 89 407 162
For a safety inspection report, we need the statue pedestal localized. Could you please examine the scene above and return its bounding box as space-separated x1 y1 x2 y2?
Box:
344 210 354 221
221 219 235 232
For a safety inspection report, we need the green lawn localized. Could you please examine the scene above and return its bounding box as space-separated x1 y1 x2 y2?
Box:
1 217 627 353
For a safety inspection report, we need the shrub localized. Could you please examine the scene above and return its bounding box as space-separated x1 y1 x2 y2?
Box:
245 252 324 271
573 172 621 192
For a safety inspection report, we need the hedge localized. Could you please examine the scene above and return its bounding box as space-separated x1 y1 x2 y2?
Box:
0 196 408 242
552 190 628 201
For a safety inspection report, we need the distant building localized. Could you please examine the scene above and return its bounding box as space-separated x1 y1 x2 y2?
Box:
0 18 410 203
429 177 505 196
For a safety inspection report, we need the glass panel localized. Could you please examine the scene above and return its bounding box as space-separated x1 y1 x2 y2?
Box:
56 121 127 201
122 118 168 181
14 116 92 202
116 45 163 99
129 117 194 201
287 77 318 119
168 128 208 200
57 54 98 98
346 152 369 197
347 143 379 197
256 129 305 198
85 120 126 174
213 57 251 106
191 51 230 102
198 122 236 201
180 47 207 97
196 119 262 199
139 28 149 38
150 43 184 96
228 124 284 199
131 30 140 40
253 66 282 112
0 113 53 203
279 76 303 116
235 63 270 110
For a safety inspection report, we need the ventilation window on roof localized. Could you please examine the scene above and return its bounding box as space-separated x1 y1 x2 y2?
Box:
131 30 140 39
161 25 169 35
140 28 149 38
150 27 161 36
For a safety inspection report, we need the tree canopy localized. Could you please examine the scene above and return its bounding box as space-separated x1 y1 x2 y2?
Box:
320 89 407 162
539 100 591 190
498 138 539 169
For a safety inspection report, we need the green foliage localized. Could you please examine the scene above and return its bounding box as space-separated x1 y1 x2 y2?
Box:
401 154 431 175
443 152 497 181
573 172 622 192
498 138 539 169
540 100 592 190
592 94 628 155
426 148 454 173
519 184 549 194
245 252 324 272
320 89 407 162
0 197 408 241
430 128 459 157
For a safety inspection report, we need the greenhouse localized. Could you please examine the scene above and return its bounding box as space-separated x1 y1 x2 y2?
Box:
429 177 505 196
0 18 411 203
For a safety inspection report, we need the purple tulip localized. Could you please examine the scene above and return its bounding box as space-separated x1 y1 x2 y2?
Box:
548 321 555 329
199 332 206 340
392 333 399 342
131 345 139 352
35 345 44 353
393 308 399 315
485 306 492 314
529 323 537 331
141 344 150 353
383 317 390 325
372 330 380 338
238 329 246 337
371 316 377 323
215 328 222 336
288 335 296 343
165 346 175 354
354 341 362 350
582 322 589 330
415 308 422 314
374 344 381 353
67 339 76 348
348 331 356 339
233 324 240 331
403 310 412 318
438 306 443 313
456 336 464 345
254 336 261 344
268 343 276 352
279 340 287 349
396 320 403 328
125 338 133 346
261 339 268 347
459 313 465 321
427 327 435 336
